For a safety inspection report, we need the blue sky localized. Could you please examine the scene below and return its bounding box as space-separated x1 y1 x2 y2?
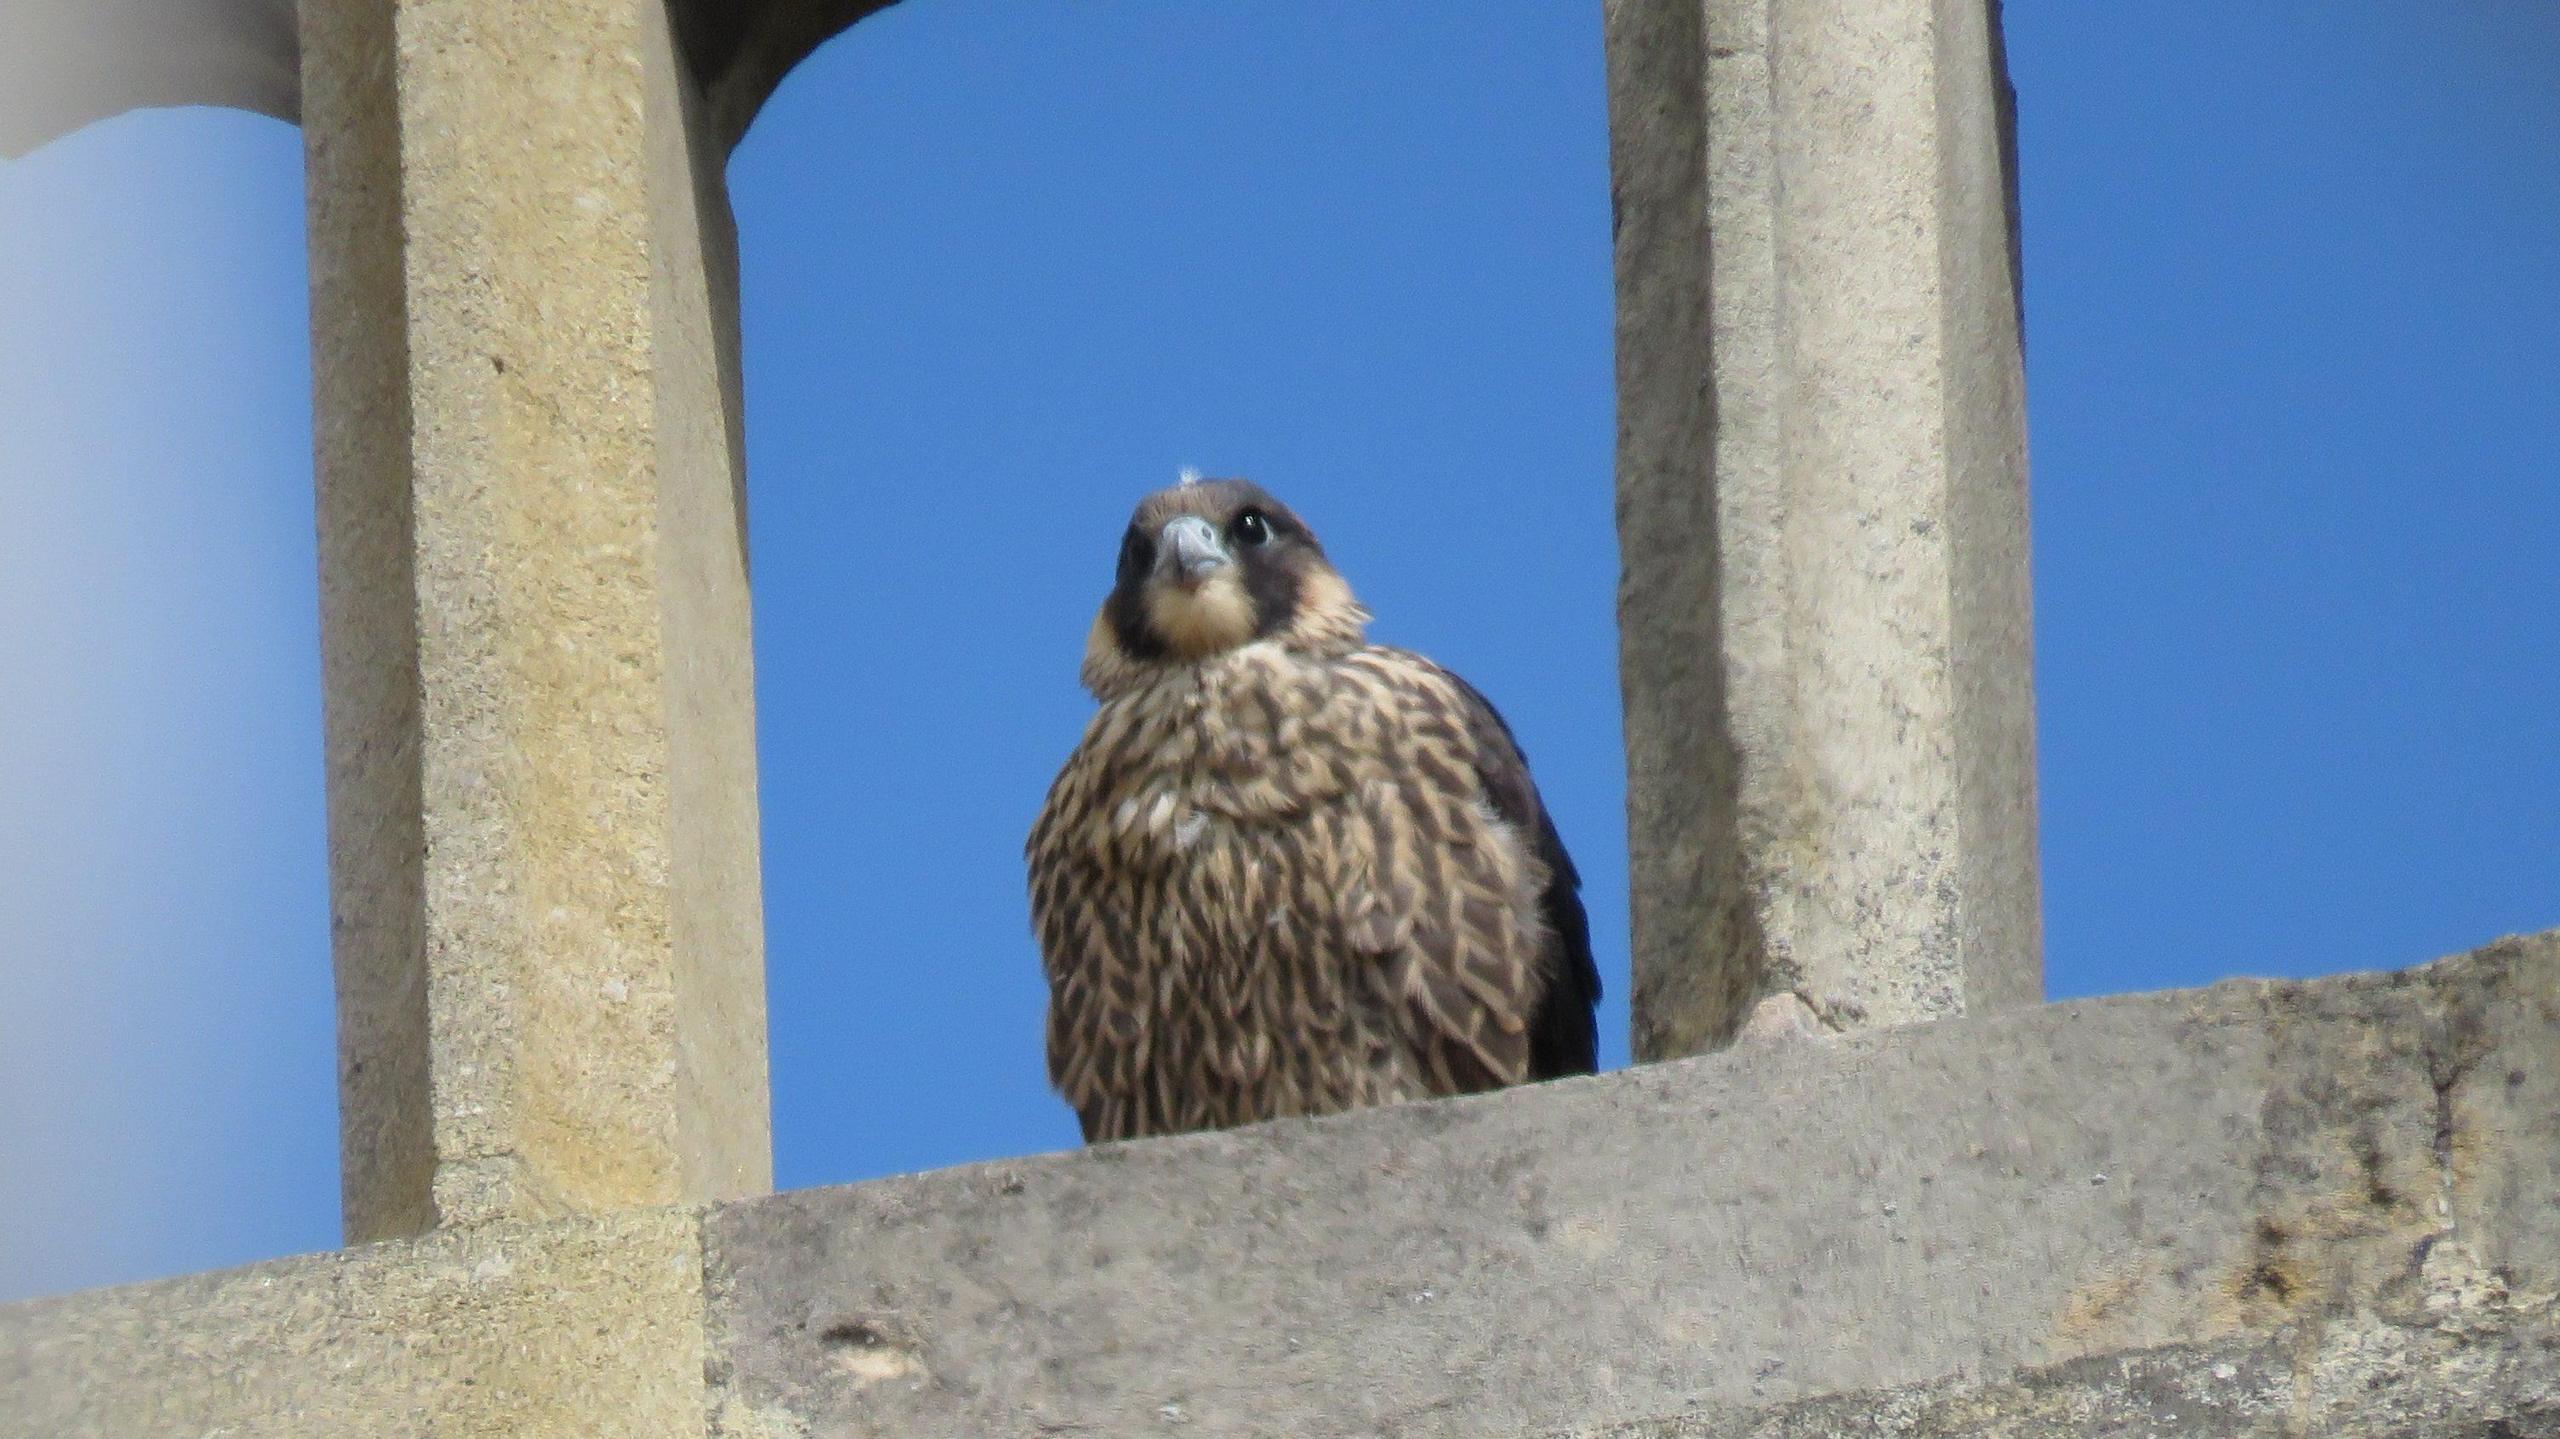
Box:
1 2 2552 1305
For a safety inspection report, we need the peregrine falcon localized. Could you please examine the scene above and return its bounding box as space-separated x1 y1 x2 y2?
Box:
1027 477 1600 1142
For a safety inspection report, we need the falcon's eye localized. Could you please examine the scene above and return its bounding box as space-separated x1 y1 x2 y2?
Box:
1232 510 1272 547
1117 526 1154 584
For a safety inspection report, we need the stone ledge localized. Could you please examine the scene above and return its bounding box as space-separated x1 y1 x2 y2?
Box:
703 931 2557 1436
0 1208 710 1439
1572 1297 2560 1437
4 930 2552 1437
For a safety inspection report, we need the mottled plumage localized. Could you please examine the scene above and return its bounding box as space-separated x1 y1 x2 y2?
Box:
1027 478 1599 1142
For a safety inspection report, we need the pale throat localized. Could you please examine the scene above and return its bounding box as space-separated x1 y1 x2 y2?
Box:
1143 572 1260 661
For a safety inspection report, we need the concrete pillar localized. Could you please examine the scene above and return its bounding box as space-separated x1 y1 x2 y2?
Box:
301 0 770 1241
1607 0 2040 1060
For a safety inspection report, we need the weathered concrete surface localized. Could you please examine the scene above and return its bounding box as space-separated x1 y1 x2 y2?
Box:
0 1209 710 1439
0 0 902 158
1608 0 2041 1059
702 931 2558 1438
1605 0 1765 1068
1576 1304 2560 1437
4 933 2551 1436
301 0 770 1241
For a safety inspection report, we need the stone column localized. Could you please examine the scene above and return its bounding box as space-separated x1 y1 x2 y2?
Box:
302 0 770 1241
1607 0 2040 1060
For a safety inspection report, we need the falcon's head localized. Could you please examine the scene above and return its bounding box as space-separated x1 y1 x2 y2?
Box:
1081 477 1369 697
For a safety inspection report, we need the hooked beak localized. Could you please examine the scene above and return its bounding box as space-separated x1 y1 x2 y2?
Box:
1154 515 1233 588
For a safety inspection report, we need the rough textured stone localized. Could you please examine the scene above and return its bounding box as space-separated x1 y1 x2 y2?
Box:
1608 0 2041 1059
301 0 770 1240
700 932 2558 1438
0 1209 711 1439
1605 0 1765 1070
5 933 2550 1436
1573 1305 2560 1437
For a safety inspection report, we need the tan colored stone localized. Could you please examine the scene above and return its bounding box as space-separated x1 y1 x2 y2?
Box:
0 1209 710 1439
1577 1302 2560 1437
700 933 2558 1437
301 0 770 1241
1608 0 2041 1059
5 934 2551 1437
1733 989 1832 1043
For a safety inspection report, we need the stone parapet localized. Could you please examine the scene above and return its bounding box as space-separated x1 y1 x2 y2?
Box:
9 931 2551 1437
1573 1307 2560 1437
1 1209 710 1439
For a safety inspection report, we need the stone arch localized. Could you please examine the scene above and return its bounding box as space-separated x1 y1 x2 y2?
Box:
4 1 904 161
3 0 2040 1241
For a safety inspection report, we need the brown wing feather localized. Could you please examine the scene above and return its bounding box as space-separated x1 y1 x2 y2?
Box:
1026 718 1136 1142
1338 650 1596 1095
1428 664 1603 1078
